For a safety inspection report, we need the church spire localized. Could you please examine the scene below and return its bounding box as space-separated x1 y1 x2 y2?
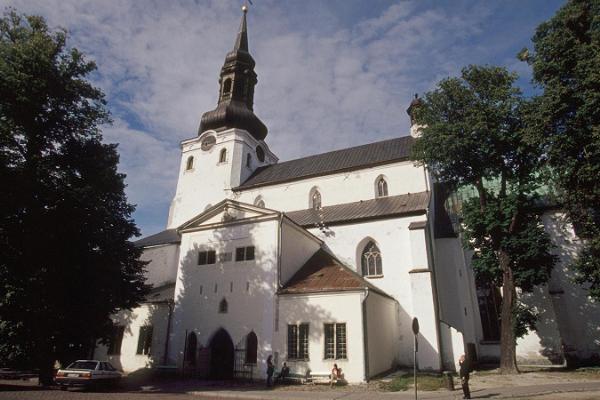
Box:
199 6 268 141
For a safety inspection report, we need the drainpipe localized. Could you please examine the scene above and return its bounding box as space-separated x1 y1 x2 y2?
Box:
163 300 174 365
361 288 370 382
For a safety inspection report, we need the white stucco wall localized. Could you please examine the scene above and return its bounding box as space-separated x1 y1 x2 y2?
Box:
141 244 180 287
279 219 322 286
277 292 366 383
409 270 441 371
365 291 402 376
169 218 280 377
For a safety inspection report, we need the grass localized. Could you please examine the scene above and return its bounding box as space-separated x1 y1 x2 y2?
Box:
380 373 447 392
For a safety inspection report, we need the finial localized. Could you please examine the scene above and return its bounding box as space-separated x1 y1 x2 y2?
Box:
242 5 248 13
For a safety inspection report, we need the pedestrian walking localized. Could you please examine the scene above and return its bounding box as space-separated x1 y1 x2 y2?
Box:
459 354 471 399
266 355 274 387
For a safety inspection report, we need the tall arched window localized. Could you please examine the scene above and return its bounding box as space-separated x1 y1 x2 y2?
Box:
218 298 228 313
311 189 321 210
246 153 252 168
254 196 265 208
376 177 388 197
245 331 258 364
186 156 194 171
223 78 232 94
361 241 382 277
219 148 227 163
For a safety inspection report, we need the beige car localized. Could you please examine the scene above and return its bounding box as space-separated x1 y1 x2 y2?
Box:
55 360 122 390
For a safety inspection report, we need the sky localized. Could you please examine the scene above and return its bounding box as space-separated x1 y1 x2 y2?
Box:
3 0 565 237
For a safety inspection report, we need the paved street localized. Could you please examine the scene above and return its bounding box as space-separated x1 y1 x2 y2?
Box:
2 380 600 400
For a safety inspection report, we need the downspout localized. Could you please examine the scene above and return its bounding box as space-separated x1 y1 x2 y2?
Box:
163 300 174 365
361 288 370 382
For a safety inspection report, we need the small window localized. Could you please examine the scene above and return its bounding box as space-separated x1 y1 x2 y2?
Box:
245 332 258 364
246 153 252 168
223 78 232 94
324 323 347 359
256 146 265 162
136 326 153 355
376 177 388 197
311 189 321 210
235 246 255 261
219 148 227 163
254 196 265 208
198 250 216 265
361 241 383 277
287 323 309 360
219 252 232 263
107 325 125 355
186 156 194 171
219 298 228 313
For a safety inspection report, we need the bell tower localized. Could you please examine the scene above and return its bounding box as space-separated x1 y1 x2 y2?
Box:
167 6 276 229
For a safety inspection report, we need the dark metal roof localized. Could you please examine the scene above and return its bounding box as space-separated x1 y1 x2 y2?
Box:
235 136 415 190
285 191 430 228
135 229 180 248
279 248 392 299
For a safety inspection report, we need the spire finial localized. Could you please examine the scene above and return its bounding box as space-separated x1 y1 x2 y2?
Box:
234 4 249 52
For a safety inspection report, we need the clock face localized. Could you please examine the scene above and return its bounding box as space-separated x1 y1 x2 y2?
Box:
201 136 216 151
256 145 265 162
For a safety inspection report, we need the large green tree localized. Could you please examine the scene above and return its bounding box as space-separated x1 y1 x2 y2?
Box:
0 11 148 384
522 0 600 300
411 65 556 374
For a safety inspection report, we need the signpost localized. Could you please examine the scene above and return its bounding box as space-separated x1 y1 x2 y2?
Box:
412 317 419 400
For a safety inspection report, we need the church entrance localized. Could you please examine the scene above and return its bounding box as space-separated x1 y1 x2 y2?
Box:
209 328 234 379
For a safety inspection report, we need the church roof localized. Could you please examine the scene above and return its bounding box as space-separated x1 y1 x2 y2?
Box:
135 228 180 247
285 191 430 227
235 136 415 190
279 248 392 298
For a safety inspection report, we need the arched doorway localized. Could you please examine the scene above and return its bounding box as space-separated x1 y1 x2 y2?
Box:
184 332 197 366
209 328 234 379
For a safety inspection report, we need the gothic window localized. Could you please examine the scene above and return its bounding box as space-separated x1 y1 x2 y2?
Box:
219 148 227 163
245 331 258 364
246 153 252 168
186 156 194 171
223 78 232 94
254 196 265 208
219 298 228 314
376 176 388 197
361 241 383 277
310 188 321 210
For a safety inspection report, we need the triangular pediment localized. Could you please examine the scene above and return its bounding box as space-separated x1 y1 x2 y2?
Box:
178 199 279 232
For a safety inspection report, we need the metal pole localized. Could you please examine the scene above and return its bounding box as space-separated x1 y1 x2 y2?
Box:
414 334 417 400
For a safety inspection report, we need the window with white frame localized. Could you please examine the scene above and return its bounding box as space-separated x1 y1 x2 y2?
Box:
198 250 216 265
287 323 309 360
324 323 347 359
361 241 383 276
235 246 255 261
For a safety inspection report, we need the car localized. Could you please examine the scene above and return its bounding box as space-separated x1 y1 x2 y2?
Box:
55 360 122 390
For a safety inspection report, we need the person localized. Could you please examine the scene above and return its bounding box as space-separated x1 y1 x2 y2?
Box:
266 355 275 387
277 362 290 384
459 354 471 399
330 363 339 387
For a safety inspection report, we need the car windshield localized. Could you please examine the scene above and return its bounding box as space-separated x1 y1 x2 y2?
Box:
67 361 98 370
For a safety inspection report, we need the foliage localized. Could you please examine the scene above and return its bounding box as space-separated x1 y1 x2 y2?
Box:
523 0 600 299
411 65 556 373
0 10 148 382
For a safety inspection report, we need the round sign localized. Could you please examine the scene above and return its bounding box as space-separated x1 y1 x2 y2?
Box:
412 317 419 335
200 135 216 151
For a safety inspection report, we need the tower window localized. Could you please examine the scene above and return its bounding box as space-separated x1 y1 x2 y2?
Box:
376 176 388 197
310 189 322 210
246 153 252 168
219 148 227 163
223 78 232 95
186 156 194 171
219 298 228 314
361 241 383 277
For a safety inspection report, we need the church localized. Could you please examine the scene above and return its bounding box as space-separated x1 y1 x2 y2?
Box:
94 8 600 383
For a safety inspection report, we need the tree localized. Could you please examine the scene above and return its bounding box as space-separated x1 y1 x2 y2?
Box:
411 65 556 374
0 11 148 384
522 0 600 300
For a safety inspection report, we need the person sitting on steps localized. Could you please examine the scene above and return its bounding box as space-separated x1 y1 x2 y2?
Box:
330 363 340 388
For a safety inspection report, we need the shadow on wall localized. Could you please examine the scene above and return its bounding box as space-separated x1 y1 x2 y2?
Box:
520 214 600 367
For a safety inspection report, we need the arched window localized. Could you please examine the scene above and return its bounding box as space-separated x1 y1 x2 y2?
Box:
254 196 265 208
245 331 258 364
223 78 232 94
311 189 321 210
361 241 382 277
376 177 388 197
246 153 252 168
218 298 228 314
186 156 194 171
219 148 227 163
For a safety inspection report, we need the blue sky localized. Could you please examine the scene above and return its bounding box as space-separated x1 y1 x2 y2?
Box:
3 0 565 237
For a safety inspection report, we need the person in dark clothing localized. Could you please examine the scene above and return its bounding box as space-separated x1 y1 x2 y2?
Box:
266 355 275 387
459 354 471 399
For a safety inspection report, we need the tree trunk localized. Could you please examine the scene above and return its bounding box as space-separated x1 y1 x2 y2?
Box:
498 250 519 374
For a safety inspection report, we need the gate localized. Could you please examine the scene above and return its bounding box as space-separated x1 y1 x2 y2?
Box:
233 340 254 380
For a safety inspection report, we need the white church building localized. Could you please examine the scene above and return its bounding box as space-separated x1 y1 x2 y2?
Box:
94 9 600 383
